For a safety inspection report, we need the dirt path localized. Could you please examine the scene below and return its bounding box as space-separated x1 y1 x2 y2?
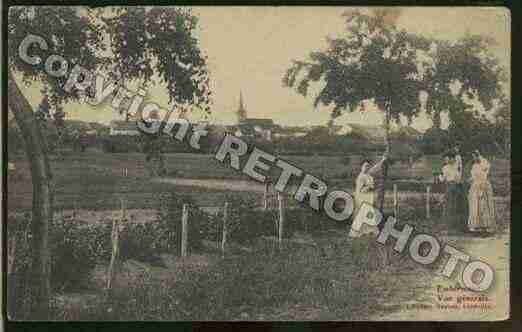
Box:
153 177 449 200
373 227 510 321
154 177 274 193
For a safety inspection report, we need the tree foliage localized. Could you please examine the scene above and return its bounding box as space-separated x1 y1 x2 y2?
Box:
422 35 506 128
100 7 211 110
283 9 508 210
8 6 212 114
8 7 102 107
283 9 429 210
283 10 426 125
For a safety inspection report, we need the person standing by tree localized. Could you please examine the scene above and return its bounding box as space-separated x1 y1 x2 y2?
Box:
453 144 468 230
454 145 463 181
349 154 387 238
467 150 496 235
439 154 461 229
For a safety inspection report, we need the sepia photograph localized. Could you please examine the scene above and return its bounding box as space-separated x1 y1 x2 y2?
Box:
4 5 511 321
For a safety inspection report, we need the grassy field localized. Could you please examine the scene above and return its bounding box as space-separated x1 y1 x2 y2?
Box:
55 233 398 320
7 150 510 321
8 151 510 212
41 198 511 320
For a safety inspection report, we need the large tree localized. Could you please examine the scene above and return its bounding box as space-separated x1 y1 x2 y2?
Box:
8 6 211 318
283 9 427 210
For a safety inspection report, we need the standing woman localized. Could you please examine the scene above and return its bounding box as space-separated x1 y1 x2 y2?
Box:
453 145 468 229
439 155 461 228
467 151 496 234
349 154 387 238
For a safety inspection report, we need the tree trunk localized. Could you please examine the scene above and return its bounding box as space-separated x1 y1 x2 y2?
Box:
8 70 52 319
376 110 391 212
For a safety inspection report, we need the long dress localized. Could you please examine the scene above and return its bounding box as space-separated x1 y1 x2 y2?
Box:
439 163 460 226
453 154 468 230
349 172 380 238
467 158 496 233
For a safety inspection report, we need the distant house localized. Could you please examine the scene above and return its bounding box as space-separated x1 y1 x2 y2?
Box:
235 118 275 141
231 92 276 141
234 123 255 139
331 123 422 142
109 120 140 136
330 123 382 138
305 125 326 132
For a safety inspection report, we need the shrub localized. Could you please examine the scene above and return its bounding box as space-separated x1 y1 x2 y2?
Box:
285 208 343 235
7 214 103 292
6 213 110 318
118 222 167 261
95 234 379 320
155 192 209 254
195 195 348 245
101 135 141 153
50 217 101 291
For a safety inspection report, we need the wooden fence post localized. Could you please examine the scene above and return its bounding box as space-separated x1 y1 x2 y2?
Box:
393 183 398 218
426 185 431 219
181 204 189 257
263 182 269 210
221 202 229 257
277 192 284 249
107 197 124 292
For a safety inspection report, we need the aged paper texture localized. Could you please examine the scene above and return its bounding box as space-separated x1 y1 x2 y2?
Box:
5 6 510 321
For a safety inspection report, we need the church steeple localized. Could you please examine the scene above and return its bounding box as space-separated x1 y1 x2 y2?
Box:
237 90 247 123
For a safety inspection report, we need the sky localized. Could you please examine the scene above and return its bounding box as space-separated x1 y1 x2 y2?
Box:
15 6 511 132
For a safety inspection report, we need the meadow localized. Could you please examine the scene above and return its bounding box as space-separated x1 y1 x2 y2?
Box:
6 151 510 320
7 151 510 211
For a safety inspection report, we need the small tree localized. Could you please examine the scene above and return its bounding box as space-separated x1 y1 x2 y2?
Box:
283 9 426 210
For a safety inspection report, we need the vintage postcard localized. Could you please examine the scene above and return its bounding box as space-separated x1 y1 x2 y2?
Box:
5 6 510 321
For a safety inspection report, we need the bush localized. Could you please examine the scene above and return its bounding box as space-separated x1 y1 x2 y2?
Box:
195 195 348 245
118 222 167 262
285 208 344 235
102 135 142 153
197 195 277 245
155 192 209 254
6 213 111 319
95 234 379 320
7 215 103 292
50 217 103 291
